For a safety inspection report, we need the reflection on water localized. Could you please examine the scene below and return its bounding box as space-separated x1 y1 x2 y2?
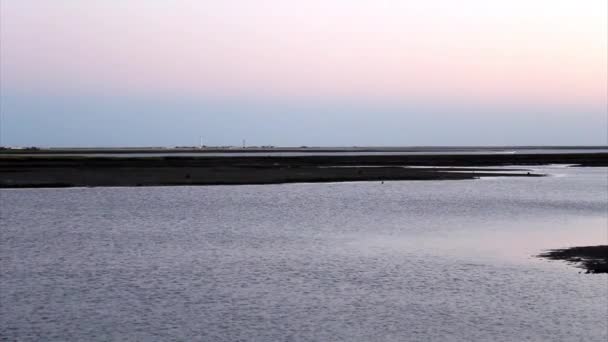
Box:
1 166 606 341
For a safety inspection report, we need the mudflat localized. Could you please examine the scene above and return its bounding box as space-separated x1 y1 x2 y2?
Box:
1 152 606 188
539 246 608 274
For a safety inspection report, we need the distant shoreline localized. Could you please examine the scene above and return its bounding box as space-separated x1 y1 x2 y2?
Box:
2 145 607 155
1 152 606 188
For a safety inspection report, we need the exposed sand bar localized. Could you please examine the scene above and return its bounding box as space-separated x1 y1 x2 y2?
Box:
1 152 606 188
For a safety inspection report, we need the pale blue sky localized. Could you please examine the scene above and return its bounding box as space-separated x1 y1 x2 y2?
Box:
1 0 606 147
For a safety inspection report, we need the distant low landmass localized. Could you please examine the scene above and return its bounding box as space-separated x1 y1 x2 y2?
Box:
1 149 607 188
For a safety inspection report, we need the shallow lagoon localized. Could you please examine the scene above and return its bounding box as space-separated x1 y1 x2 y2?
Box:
1 166 606 341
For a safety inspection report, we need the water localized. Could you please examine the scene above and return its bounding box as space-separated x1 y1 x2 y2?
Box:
1 166 607 341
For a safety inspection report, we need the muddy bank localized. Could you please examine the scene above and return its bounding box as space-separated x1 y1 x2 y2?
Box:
0 154 552 188
2 152 607 167
0 164 539 188
539 246 608 274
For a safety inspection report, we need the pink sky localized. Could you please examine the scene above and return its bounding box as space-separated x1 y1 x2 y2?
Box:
2 0 606 109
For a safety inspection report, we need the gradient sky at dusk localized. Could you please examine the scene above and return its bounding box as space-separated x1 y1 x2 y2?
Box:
1 0 606 147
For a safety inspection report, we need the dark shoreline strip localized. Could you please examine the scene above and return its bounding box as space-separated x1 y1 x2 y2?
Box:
539 246 608 274
2 152 605 188
1 152 608 166
0 166 541 189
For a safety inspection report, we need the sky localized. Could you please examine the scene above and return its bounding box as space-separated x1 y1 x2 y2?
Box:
1 0 606 147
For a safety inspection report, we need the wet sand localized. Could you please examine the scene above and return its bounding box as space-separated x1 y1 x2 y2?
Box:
539 246 608 274
1 152 606 188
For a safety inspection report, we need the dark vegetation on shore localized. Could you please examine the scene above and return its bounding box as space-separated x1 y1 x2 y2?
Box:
2 152 607 166
1 152 606 188
539 246 608 274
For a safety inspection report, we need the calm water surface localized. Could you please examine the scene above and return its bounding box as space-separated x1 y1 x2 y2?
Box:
1 166 607 341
